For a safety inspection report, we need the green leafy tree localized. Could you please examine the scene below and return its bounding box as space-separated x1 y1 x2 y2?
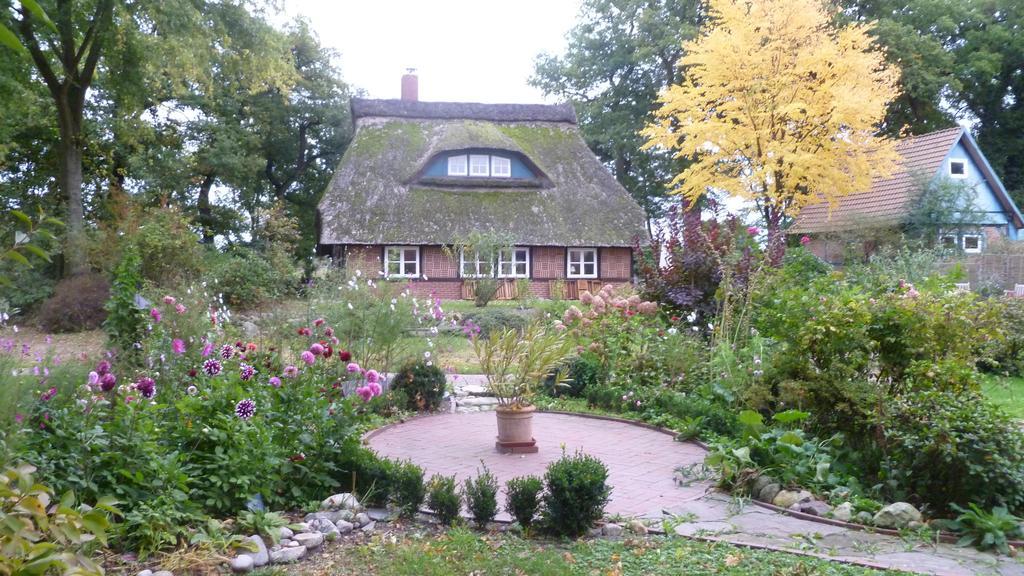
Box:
531 0 704 226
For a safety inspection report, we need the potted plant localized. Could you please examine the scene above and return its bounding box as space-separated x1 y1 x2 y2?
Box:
471 320 572 453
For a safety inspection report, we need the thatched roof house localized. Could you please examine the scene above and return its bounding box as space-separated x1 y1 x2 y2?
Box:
317 75 648 299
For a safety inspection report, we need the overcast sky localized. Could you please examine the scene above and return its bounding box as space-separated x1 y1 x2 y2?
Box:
281 0 583 103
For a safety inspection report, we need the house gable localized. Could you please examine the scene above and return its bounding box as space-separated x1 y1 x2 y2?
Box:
789 127 1024 237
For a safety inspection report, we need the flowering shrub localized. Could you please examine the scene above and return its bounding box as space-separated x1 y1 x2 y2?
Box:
13 287 393 551
558 284 703 389
305 266 450 375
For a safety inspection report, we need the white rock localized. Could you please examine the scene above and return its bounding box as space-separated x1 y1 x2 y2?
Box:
361 521 376 532
230 555 254 573
354 512 371 527
152 572 174 576
461 385 490 396
279 526 294 539
603 523 623 537
137 571 153 576
335 520 354 534
832 502 854 522
270 546 306 564
873 502 922 529
460 396 499 407
285 540 299 548
246 535 269 567
320 492 363 512
293 532 324 550
308 517 337 534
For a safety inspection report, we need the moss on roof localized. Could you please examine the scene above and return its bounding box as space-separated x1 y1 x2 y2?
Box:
319 107 648 247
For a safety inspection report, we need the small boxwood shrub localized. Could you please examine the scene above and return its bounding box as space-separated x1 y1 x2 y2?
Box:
392 361 447 412
546 355 606 398
882 390 1024 515
346 447 395 507
505 475 543 529
391 460 426 518
463 465 499 528
37 272 109 333
462 308 528 337
427 474 461 526
542 452 610 537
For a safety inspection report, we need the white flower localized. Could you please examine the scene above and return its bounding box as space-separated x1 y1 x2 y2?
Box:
667 328 678 335
692 326 699 332
347 302 354 310
430 327 438 334
391 298 397 304
686 312 697 323
424 351 431 359
708 323 714 330
355 269 362 277
426 361 433 367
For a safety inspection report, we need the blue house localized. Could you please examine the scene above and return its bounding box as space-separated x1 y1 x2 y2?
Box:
790 127 1024 256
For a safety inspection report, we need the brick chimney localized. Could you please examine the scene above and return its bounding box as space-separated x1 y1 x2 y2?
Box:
401 69 418 102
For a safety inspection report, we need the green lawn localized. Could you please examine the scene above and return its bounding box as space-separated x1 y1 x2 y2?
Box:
277 528 890 576
982 375 1024 419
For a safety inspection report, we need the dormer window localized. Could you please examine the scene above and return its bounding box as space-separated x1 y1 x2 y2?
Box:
469 154 490 176
492 157 511 178
443 153 514 178
447 155 467 176
949 158 968 179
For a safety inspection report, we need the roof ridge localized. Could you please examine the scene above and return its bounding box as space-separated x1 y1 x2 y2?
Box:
351 99 578 124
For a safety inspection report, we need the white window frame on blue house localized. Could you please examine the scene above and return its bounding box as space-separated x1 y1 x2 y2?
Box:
949 158 969 179
962 233 983 254
384 246 420 278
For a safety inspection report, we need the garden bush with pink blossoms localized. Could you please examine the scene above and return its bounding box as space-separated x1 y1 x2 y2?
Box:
8 284 403 554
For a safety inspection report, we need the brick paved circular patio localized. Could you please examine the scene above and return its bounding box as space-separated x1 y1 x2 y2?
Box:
366 411 711 519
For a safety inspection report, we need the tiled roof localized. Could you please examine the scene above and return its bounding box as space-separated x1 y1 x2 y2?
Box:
789 127 964 233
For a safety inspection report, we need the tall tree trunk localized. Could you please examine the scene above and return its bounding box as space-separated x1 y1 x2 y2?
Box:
765 207 786 267
18 0 114 277
197 173 215 244
58 112 87 275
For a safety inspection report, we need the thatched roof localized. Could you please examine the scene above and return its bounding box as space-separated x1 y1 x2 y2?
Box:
319 99 648 247
790 127 1024 233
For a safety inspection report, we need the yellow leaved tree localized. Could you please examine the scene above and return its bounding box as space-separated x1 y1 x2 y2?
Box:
643 0 900 264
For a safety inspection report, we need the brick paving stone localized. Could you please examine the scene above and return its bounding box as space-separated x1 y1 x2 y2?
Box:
367 411 1024 575
368 411 701 518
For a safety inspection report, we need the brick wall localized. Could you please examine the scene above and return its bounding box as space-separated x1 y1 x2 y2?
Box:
337 244 634 300
532 247 564 280
600 247 631 280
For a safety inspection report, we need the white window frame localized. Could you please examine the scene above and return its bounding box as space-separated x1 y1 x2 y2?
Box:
497 247 530 278
447 155 468 176
938 233 958 249
469 154 491 177
491 156 511 178
949 158 969 179
962 234 983 254
459 249 493 278
567 248 598 279
384 246 420 278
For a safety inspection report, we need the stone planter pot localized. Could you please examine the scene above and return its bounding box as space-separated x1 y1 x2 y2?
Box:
495 404 538 454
